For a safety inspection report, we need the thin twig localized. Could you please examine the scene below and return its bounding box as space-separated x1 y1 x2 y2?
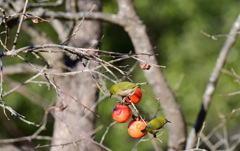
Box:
220 91 240 96
61 5 96 45
12 0 29 51
0 99 40 126
131 56 166 68
173 73 185 91
0 8 9 50
78 94 109 127
28 0 64 8
201 30 240 40
0 105 69 144
92 141 112 151
127 96 147 125
131 137 145 151
196 122 205 149
6 78 50 108
58 89 100 117
0 135 52 143
2 66 47 97
230 134 240 151
17 54 41 71
100 121 117 144
0 57 3 96
0 39 10 51
140 88 161 101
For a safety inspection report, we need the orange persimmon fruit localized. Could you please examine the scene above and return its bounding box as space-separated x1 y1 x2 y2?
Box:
122 88 142 104
128 118 147 138
112 102 132 123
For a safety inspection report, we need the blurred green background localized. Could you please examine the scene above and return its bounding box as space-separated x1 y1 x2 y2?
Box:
1 0 240 150
97 0 240 150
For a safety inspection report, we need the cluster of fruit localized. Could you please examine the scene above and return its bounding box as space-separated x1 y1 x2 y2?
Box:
109 82 170 139
111 88 148 138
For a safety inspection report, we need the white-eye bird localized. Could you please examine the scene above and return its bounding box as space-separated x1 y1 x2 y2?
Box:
141 117 171 137
109 81 147 97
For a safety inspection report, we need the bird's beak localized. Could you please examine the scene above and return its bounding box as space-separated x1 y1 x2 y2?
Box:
110 93 113 98
167 120 171 123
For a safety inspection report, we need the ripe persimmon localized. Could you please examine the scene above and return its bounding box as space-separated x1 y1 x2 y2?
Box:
112 102 132 123
122 88 142 104
128 118 147 138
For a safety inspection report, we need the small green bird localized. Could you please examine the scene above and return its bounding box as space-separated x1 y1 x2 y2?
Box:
141 117 171 137
109 81 147 97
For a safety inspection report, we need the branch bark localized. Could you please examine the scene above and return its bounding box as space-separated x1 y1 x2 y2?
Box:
186 14 240 149
50 0 102 151
116 0 187 150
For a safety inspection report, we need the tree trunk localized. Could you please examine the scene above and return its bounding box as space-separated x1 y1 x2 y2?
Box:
51 0 102 151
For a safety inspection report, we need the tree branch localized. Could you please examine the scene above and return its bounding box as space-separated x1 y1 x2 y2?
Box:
186 14 240 149
115 0 187 150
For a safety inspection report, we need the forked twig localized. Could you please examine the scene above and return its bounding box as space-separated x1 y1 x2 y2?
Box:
61 5 96 45
0 8 9 50
2 66 47 97
0 99 39 126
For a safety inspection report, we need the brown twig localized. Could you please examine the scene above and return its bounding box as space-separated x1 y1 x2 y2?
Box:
34 138 112 151
0 7 9 50
127 96 147 125
0 106 58 144
12 0 29 51
201 30 240 40
196 122 206 149
2 66 47 97
0 99 39 126
0 57 3 96
100 121 117 144
60 5 96 45
58 89 100 117
6 77 50 108
28 0 64 9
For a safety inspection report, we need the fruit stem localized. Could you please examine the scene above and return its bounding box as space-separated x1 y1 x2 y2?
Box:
126 96 147 125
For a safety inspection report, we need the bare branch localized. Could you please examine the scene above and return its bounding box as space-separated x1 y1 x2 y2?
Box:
0 99 39 126
0 57 3 96
28 0 65 9
12 0 29 51
100 121 117 144
2 63 43 75
116 0 187 150
6 77 50 108
60 5 96 45
186 14 240 149
0 106 54 144
0 7 9 50
29 10 123 26
201 30 240 40
2 66 47 97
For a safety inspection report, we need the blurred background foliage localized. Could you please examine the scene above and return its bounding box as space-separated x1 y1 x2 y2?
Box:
1 0 240 150
97 0 240 150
